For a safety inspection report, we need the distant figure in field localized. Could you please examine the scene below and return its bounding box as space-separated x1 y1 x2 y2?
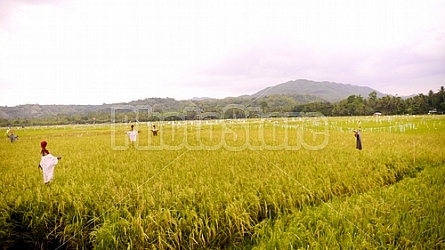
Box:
7 130 18 143
126 124 140 146
38 141 62 184
354 129 362 150
151 125 158 136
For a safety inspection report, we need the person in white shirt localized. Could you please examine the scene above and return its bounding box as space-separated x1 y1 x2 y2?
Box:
38 141 62 184
126 125 140 147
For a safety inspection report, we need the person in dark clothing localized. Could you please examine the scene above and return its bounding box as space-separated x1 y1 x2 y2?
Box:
354 130 362 150
151 125 158 136
7 130 18 143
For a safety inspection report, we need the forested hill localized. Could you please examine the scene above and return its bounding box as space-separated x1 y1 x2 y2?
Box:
1 79 374 120
1 80 444 126
0 98 184 120
251 79 386 102
0 94 323 122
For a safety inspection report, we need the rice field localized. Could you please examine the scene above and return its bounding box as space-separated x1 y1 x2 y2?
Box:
0 115 444 249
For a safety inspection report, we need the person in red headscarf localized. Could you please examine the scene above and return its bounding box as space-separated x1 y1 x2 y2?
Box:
38 141 62 184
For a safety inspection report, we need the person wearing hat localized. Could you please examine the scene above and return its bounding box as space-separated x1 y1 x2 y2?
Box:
38 141 62 184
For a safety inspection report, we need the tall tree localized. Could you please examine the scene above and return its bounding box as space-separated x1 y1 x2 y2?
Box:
368 91 378 111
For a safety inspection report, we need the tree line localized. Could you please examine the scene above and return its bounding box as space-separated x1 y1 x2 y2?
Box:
1 87 444 127
293 87 445 116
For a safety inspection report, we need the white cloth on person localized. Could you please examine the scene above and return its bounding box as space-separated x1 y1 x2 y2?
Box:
40 154 59 183
127 130 138 142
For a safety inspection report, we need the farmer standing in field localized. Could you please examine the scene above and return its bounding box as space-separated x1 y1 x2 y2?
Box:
354 129 362 150
38 141 62 184
126 124 140 147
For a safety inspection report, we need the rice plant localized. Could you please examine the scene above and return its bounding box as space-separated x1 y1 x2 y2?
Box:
0 115 443 249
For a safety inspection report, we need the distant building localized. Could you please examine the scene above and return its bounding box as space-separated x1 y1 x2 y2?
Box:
428 109 437 115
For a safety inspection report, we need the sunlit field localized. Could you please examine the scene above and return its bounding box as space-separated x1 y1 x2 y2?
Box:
1 115 444 249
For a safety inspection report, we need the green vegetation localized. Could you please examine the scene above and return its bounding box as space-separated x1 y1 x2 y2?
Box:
294 87 445 116
0 115 444 249
1 82 444 126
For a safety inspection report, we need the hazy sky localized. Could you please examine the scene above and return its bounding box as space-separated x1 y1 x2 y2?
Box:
1 0 444 106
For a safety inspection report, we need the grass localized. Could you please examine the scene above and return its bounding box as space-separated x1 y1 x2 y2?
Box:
0 115 444 249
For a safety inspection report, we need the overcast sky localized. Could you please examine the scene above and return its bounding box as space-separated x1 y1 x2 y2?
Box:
1 0 444 106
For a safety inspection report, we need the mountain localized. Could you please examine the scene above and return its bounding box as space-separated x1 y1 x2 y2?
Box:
0 104 102 120
250 79 386 102
191 97 214 101
0 79 387 120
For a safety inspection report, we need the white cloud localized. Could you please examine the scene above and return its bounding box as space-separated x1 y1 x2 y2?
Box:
0 0 444 105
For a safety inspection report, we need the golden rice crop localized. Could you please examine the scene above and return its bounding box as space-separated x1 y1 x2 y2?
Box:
0 115 444 249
